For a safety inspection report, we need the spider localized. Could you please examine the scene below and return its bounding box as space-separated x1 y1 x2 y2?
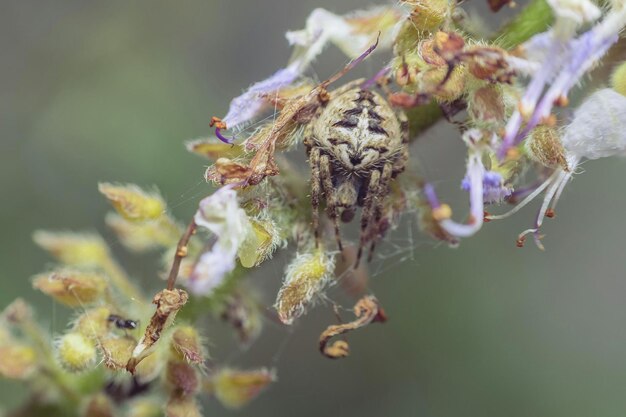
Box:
304 79 409 267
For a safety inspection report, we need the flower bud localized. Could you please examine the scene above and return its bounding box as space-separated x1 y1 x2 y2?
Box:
237 219 280 268
406 0 448 31
212 368 276 410
33 231 110 267
275 248 335 325
185 140 244 161
166 361 200 397
100 337 135 370
32 270 107 307
165 396 201 417
73 307 111 340
170 326 206 365
526 126 569 170
126 399 162 417
98 183 165 221
57 332 97 372
469 86 505 126
0 345 37 379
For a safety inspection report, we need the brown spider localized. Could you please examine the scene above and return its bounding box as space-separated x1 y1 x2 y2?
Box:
304 79 409 267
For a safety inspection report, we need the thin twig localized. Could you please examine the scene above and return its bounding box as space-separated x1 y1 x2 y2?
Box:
166 218 197 290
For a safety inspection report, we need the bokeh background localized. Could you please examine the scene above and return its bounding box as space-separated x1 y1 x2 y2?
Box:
2 1 626 416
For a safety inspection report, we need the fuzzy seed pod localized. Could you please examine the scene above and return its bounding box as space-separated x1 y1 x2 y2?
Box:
32 270 107 307
73 307 111 340
57 332 97 372
526 126 569 170
98 183 165 221
170 326 206 365
406 0 448 31
274 249 335 325
100 337 135 370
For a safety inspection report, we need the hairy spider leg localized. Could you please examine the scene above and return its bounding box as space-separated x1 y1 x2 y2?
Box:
308 146 322 247
320 154 344 252
367 163 394 262
356 169 381 268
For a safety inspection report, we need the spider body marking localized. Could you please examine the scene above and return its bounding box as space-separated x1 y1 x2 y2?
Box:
304 80 409 267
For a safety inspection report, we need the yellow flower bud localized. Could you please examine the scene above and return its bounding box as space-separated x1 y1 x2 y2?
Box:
170 326 206 365
57 332 97 372
98 183 165 221
611 60 626 97
275 248 335 325
33 231 110 267
32 270 107 307
73 307 111 340
100 337 135 370
0 345 37 379
106 213 181 252
212 368 276 410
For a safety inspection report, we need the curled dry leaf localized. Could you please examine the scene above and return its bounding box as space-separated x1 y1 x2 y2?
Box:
319 295 387 359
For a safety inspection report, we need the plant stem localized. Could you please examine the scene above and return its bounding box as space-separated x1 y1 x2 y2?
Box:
166 218 197 290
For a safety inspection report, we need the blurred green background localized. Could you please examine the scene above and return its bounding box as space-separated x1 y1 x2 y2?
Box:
3 1 626 416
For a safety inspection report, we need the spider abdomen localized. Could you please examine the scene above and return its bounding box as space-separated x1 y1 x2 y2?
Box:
313 87 404 172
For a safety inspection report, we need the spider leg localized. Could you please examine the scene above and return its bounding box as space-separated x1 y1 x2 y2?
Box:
367 163 394 263
356 169 381 268
320 154 343 252
307 145 322 248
